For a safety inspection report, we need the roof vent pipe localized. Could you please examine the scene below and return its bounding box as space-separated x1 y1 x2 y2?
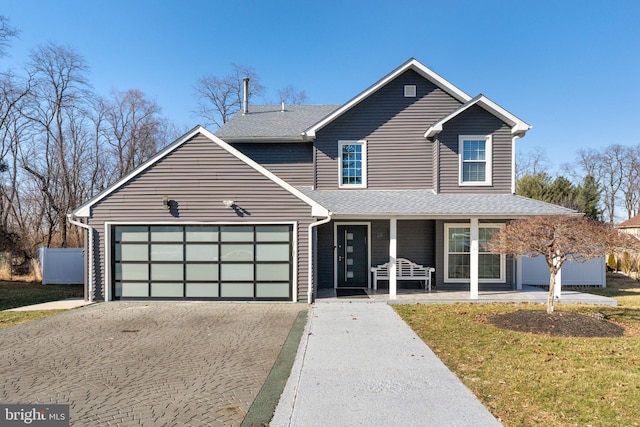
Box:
281 101 285 112
242 77 249 115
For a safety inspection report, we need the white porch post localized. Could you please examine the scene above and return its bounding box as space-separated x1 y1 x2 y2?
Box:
389 218 397 299
470 218 479 299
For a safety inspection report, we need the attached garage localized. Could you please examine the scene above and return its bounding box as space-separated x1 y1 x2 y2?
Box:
111 224 294 301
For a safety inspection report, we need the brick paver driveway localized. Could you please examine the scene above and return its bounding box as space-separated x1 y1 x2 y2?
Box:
0 302 304 426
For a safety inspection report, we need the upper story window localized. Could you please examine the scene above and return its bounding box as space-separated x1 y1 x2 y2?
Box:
339 140 367 188
459 135 492 186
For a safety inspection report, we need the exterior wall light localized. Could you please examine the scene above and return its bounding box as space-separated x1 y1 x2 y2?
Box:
222 200 235 208
162 196 169 210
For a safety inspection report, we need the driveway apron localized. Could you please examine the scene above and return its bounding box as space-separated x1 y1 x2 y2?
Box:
0 302 303 426
273 301 502 427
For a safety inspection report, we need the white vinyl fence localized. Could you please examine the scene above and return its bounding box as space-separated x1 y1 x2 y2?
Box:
38 247 84 285
517 256 606 288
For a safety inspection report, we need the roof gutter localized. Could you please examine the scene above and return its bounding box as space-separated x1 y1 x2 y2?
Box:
307 213 332 304
67 214 94 303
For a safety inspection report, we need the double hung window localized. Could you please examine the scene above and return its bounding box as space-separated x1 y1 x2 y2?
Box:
459 135 492 185
339 140 367 188
445 224 504 282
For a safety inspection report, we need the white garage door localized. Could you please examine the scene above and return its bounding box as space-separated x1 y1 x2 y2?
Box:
112 224 293 300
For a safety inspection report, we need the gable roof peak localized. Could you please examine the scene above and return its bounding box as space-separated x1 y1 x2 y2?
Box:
425 93 532 138
304 58 472 139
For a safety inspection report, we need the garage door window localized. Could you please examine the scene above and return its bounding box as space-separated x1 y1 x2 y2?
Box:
113 224 292 300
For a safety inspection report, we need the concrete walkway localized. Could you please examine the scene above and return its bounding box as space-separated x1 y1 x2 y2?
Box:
272 302 502 427
4 298 94 311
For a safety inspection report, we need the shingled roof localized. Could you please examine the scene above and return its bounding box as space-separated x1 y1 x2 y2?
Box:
295 188 577 217
215 105 339 142
617 214 640 229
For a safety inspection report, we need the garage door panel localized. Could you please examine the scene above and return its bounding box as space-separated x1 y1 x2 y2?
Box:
221 282 254 298
151 283 184 297
112 224 293 301
186 264 218 281
256 264 290 281
186 283 219 297
151 264 184 281
256 282 290 298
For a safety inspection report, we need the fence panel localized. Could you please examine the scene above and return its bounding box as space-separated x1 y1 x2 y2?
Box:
38 248 84 285
519 256 605 287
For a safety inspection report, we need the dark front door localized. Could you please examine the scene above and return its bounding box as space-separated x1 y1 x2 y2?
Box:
337 224 368 287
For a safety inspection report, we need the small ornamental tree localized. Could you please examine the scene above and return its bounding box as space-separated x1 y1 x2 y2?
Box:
486 215 640 314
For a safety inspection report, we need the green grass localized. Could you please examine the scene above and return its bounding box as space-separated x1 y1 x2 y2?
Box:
0 282 84 311
394 274 640 427
0 310 68 330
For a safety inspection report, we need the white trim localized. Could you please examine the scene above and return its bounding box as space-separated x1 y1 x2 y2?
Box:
338 140 367 188
74 126 329 218
470 218 479 299
389 218 397 299
105 220 298 301
304 58 471 138
425 94 531 138
444 223 505 284
459 135 492 186
333 222 371 289
511 137 516 194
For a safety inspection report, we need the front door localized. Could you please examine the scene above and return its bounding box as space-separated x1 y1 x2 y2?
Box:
336 224 368 288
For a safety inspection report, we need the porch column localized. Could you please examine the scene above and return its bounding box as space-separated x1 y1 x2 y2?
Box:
470 217 479 299
389 218 397 299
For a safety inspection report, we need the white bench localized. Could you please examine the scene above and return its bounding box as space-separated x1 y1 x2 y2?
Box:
370 258 435 291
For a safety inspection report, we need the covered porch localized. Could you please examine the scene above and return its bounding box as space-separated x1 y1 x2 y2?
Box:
316 285 617 306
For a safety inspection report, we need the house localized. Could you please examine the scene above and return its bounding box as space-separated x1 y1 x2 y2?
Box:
617 214 640 238
70 58 574 303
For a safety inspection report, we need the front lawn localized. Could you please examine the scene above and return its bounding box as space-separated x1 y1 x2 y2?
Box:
0 310 68 330
395 274 640 426
0 282 84 311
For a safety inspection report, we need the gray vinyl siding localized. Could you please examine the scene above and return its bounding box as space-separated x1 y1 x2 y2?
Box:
397 220 436 268
231 142 313 187
314 70 462 190
86 133 313 301
436 105 513 194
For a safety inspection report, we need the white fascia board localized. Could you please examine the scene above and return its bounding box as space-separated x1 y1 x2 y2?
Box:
305 58 472 138
74 126 330 218
424 95 532 138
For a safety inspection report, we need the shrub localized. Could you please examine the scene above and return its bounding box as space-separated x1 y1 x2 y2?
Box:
607 253 617 271
622 252 632 274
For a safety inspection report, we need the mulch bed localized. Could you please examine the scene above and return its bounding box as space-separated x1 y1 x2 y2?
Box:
485 310 626 337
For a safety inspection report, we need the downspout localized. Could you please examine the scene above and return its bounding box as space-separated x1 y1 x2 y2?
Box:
67 214 94 303
307 214 332 304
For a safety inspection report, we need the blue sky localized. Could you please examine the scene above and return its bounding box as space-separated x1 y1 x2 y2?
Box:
2 0 639 174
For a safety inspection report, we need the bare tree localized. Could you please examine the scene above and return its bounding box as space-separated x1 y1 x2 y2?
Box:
515 146 550 180
99 89 163 182
487 215 639 313
0 16 18 58
277 85 308 105
193 64 265 129
620 145 640 219
21 43 92 247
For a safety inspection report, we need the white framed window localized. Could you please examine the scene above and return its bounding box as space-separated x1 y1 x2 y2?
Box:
459 135 492 186
444 223 505 283
404 84 417 97
339 140 367 188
